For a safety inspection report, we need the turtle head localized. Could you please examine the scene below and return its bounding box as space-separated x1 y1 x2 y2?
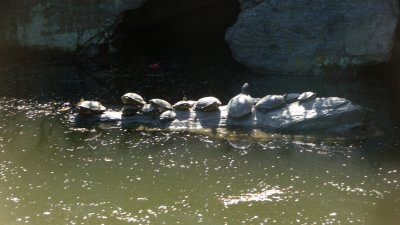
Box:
58 102 72 113
241 83 250 94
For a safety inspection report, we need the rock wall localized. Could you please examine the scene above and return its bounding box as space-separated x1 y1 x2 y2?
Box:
226 0 399 75
0 0 235 51
0 0 146 49
1 0 399 76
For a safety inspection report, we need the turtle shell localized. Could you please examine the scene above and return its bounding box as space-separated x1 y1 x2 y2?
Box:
141 103 158 115
121 105 139 116
159 110 177 122
121 93 146 106
76 101 106 115
227 94 253 119
173 100 196 110
194 97 221 112
284 93 300 104
298 92 316 103
255 95 286 112
252 98 261 105
149 98 173 112
58 102 72 113
187 100 197 106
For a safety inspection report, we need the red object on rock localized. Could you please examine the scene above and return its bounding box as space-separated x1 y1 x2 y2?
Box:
148 63 160 69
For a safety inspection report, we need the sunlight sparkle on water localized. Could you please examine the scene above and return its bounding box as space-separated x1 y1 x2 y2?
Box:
0 97 399 224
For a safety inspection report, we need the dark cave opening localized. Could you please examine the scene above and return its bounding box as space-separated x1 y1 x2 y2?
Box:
102 0 246 101
112 0 241 55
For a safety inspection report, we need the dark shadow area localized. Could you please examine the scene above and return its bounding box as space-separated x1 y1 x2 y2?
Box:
346 21 400 137
88 0 247 103
112 0 241 54
377 24 400 128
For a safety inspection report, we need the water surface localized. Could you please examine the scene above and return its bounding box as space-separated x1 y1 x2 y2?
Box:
0 62 399 224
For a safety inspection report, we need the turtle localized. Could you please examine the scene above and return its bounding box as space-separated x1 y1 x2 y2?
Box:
159 110 177 122
76 100 106 115
58 102 72 113
149 98 173 113
227 83 253 119
252 98 261 105
121 105 140 116
283 93 300 104
141 103 158 115
121 93 146 107
173 97 196 110
298 91 316 103
194 97 221 112
255 95 286 112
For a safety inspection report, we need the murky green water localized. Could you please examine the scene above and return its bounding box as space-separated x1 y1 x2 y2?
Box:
0 62 400 224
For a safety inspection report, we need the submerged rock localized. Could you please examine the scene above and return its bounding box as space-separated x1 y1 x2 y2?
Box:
226 0 399 74
72 97 366 134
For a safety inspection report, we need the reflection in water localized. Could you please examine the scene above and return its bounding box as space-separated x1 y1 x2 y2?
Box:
220 186 285 207
0 97 399 224
227 139 252 150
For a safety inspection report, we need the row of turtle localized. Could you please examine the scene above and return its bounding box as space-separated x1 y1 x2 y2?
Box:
75 83 317 121
226 83 316 119
119 94 223 121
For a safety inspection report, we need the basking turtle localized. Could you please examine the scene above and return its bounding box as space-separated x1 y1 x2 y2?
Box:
255 95 286 112
298 91 316 103
159 110 177 122
173 97 196 110
121 93 146 107
141 103 158 115
149 98 173 113
252 98 261 105
121 105 140 116
194 97 221 112
58 102 72 113
284 93 300 104
227 83 253 119
76 100 106 115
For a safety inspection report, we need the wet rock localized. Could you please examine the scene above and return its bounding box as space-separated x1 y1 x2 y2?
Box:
226 0 399 75
253 97 365 133
72 97 366 134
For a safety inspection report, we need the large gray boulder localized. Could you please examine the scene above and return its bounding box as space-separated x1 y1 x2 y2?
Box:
226 0 399 75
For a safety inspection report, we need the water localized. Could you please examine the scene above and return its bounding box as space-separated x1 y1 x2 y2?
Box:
0 62 399 224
